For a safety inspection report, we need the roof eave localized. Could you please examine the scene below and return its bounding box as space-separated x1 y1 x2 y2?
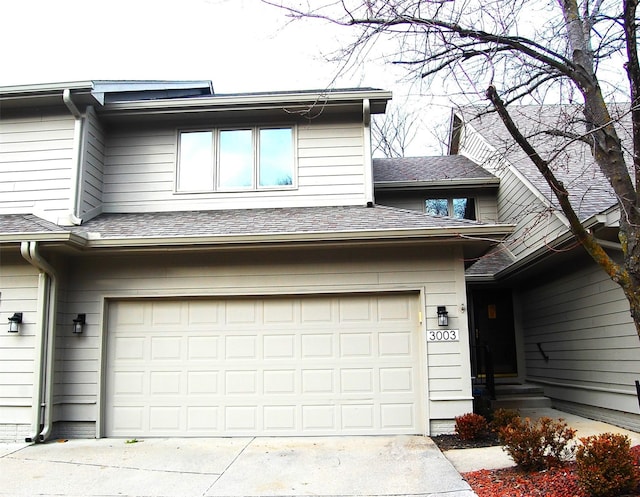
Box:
493 212 612 280
79 224 515 249
98 89 393 117
375 178 501 191
0 232 88 246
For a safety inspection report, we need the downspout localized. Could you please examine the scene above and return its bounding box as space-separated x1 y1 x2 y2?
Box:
21 242 46 443
21 241 58 442
63 89 84 226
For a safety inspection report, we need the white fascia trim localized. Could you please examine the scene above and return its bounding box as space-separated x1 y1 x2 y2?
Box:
101 89 393 113
0 233 87 245
594 205 620 227
375 178 501 190
82 225 515 249
0 80 94 96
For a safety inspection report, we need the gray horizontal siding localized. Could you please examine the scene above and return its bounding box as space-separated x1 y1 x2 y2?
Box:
518 257 640 413
53 246 471 426
459 123 567 259
0 111 75 218
101 122 367 213
80 108 105 219
0 251 39 427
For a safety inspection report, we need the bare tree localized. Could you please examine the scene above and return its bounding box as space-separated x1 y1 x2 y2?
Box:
371 105 419 157
266 0 640 335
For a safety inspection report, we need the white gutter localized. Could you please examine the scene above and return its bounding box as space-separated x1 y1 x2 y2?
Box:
375 178 501 190
97 90 393 120
20 241 58 442
62 89 84 226
78 224 516 249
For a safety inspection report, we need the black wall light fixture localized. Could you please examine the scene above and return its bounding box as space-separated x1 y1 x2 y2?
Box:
8 312 23 333
73 314 86 334
437 306 448 327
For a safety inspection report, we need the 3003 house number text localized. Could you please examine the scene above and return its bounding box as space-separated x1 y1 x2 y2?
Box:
427 330 459 342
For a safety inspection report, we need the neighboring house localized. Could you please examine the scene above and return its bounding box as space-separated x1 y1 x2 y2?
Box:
0 80 513 442
373 105 640 432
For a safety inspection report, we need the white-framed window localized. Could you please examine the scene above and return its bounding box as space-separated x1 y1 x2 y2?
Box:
177 126 295 192
425 197 477 220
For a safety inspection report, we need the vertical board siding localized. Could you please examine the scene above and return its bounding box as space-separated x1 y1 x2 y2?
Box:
0 111 75 217
56 247 470 425
0 251 39 424
102 122 367 212
519 258 640 411
80 109 105 218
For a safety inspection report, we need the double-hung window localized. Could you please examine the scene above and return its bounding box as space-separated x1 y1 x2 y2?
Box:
177 126 295 192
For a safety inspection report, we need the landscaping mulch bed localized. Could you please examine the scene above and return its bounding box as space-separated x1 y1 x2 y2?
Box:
464 464 640 497
431 437 640 497
431 433 501 450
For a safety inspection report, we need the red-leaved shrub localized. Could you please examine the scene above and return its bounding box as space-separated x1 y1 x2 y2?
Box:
490 408 520 433
576 433 639 497
498 416 576 471
455 412 488 440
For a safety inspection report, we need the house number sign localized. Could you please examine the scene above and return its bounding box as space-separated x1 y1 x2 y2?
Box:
427 329 459 342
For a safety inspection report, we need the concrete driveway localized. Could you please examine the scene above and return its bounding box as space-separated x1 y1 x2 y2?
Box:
1 436 474 497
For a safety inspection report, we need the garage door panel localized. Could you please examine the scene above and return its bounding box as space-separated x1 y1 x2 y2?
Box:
342 404 375 429
381 404 414 428
187 337 219 360
379 332 412 356
263 335 295 358
106 294 423 437
302 405 336 430
263 370 296 394
301 334 333 358
187 371 218 394
264 406 296 430
340 333 372 357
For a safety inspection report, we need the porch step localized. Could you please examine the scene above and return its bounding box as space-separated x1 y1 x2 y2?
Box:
491 384 552 409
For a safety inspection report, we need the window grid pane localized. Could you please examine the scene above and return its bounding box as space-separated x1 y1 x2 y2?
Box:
453 198 476 220
178 131 214 191
425 198 448 216
218 129 254 189
259 128 294 187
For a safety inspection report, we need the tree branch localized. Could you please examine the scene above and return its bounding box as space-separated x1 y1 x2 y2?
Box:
486 85 628 287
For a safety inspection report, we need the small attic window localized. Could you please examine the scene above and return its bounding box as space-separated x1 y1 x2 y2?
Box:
426 197 476 220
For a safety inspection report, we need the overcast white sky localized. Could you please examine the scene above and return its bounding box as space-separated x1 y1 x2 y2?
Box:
0 0 450 154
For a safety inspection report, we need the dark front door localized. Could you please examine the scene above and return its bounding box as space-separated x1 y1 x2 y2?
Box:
471 289 517 376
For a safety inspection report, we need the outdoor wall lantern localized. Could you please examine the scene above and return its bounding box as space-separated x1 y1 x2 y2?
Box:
8 312 23 333
437 306 449 327
72 314 86 334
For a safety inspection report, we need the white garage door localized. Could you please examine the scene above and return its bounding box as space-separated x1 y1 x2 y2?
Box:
105 294 424 437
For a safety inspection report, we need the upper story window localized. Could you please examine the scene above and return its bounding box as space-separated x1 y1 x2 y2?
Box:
177 126 295 192
425 197 476 220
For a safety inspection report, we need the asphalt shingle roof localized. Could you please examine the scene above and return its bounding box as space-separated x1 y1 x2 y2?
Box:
71 205 484 239
1 206 503 248
465 246 515 276
459 104 632 220
0 214 67 234
373 156 496 183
